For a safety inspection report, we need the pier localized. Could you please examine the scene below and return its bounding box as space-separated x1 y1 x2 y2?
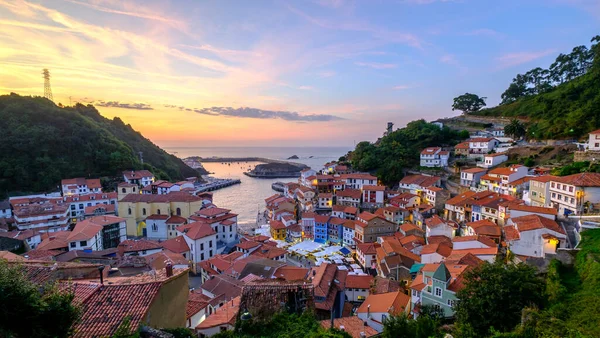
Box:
186 156 306 167
195 178 241 192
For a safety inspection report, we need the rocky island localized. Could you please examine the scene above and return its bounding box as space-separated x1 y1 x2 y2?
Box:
244 162 308 178
287 155 299 159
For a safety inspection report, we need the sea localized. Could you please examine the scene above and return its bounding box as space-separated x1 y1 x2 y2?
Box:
163 147 351 224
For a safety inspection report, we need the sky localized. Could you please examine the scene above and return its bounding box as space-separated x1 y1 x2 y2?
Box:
1 0 599 148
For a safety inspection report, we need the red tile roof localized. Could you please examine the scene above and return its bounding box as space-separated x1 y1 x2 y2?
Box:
186 292 210 319
117 239 162 253
160 236 190 254
144 250 189 270
462 167 487 174
196 297 240 329
180 222 217 240
37 231 70 251
270 220 286 230
319 316 378 338
363 185 386 191
166 215 187 224
356 242 380 255
67 221 103 242
421 242 453 257
119 191 201 203
504 225 520 241
273 266 309 281
72 282 162 338
455 142 470 149
553 172 600 187
466 219 501 237
509 204 557 215
421 147 441 155
336 189 362 199
356 291 410 315
345 274 373 289
510 215 565 234
123 170 154 179
399 174 440 188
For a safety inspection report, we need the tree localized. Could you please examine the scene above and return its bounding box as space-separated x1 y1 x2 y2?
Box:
455 261 545 336
382 306 444 338
0 260 80 338
504 119 526 139
452 93 487 114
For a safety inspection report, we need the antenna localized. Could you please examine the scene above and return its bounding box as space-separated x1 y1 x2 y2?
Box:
42 69 53 102
138 151 144 164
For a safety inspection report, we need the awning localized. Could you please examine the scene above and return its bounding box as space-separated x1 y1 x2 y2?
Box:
340 247 351 255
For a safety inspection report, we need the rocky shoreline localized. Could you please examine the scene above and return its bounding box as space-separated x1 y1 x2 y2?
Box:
244 162 308 178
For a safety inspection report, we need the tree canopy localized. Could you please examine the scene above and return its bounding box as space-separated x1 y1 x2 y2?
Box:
0 260 80 338
0 94 204 196
452 93 487 114
454 261 546 336
503 119 526 139
382 305 445 338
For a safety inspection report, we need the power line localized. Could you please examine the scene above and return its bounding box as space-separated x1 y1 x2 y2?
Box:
42 68 53 102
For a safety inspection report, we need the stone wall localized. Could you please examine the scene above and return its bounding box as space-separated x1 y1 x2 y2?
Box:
574 151 600 162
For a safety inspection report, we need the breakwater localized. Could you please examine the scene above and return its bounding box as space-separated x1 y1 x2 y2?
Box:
187 156 307 167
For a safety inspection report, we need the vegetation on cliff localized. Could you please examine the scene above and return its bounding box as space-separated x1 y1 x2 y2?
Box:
471 35 600 139
350 119 467 185
0 94 204 195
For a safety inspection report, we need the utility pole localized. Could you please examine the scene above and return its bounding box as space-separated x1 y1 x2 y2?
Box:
42 69 53 102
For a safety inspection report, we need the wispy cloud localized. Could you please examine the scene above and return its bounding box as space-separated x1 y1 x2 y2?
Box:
318 70 336 78
400 0 459 4
96 101 153 110
392 85 411 90
298 85 314 90
440 54 458 65
465 28 504 38
355 61 397 69
313 0 346 8
495 49 556 69
193 107 344 121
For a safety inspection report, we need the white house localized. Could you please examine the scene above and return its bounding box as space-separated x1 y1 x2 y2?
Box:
343 173 378 190
63 192 118 220
468 137 499 157
10 196 70 232
145 214 170 240
178 221 218 265
478 152 509 168
300 168 317 187
425 215 455 239
588 129 600 151
420 147 449 168
507 204 557 220
0 200 11 218
317 193 333 209
117 239 163 257
342 220 355 248
61 178 102 196
452 235 496 250
420 242 453 264
362 185 385 207
505 215 567 258
549 172 600 216
122 170 155 187
336 189 362 207
357 292 410 332
356 242 380 271
460 168 487 188
67 221 104 251
344 274 373 302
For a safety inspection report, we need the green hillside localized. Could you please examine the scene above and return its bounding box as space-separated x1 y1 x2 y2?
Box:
471 35 600 139
0 93 204 195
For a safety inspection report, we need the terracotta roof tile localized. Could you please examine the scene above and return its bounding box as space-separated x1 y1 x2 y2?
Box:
510 215 565 234
356 291 410 315
345 274 374 289
319 317 378 338
160 236 190 254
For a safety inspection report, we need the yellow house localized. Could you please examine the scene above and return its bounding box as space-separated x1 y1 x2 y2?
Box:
118 192 203 236
270 220 287 240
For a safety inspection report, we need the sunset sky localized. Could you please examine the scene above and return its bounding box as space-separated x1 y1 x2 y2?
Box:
1 0 599 147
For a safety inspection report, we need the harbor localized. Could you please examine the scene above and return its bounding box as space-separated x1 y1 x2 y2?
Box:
195 177 241 192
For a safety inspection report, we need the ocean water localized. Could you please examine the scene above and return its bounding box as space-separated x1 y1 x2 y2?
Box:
164 147 351 224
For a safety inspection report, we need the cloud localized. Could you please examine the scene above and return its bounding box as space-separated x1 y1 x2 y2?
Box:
400 0 458 4
314 0 346 8
464 28 504 38
298 85 314 90
355 61 397 69
96 101 153 110
440 54 458 65
318 70 336 78
392 85 411 90
192 107 344 121
495 49 556 69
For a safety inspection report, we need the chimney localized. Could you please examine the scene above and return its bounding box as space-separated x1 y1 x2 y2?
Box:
165 261 173 277
339 325 345 331
367 304 370 318
359 333 366 338
98 265 105 285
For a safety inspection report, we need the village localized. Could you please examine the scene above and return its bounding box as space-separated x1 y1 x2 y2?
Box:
1 123 600 338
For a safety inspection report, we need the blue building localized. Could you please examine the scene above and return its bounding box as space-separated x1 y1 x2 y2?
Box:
314 215 331 243
327 217 345 245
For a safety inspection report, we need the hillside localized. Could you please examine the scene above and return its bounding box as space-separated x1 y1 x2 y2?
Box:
470 35 600 140
0 93 205 195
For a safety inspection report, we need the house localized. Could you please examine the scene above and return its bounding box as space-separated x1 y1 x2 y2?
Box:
463 219 501 242
327 217 346 245
310 263 347 319
300 168 318 187
424 186 450 211
353 212 397 244
296 186 316 211
425 215 455 239
356 291 410 332
264 195 296 220
398 174 441 196
64 192 118 220
122 170 155 187
356 242 380 271
269 220 287 240
444 191 476 222
342 173 378 190
421 241 453 264
507 204 557 220
344 274 373 302
317 193 333 209
10 196 70 232
177 222 218 269
336 189 362 207
117 239 162 257
0 230 41 250
505 215 567 258
467 137 500 157
420 147 449 168
186 292 210 330
549 173 600 216
61 178 102 196
399 223 425 237
0 199 11 219
70 216 126 251
383 206 407 224
319 317 378 338
286 223 303 243
478 165 529 196
189 207 238 246
460 168 487 188
161 235 191 260
588 129 600 151
529 175 557 207
389 193 421 209
144 250 189 270
454 142 470 157
314 215 330 243
478 152 509 168
195 296 240 337
376 236 420 281
410 262 474 318
301 212 316 240
342 220 356 248
118 192 203 236
362 185 385 208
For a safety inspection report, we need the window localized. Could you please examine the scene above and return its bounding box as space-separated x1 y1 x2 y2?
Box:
176 207 181 216
142 208 146 215
434 287 442 297
157 209 161 215
447 299 455 307
551 193 556 198
200 243 204 250
80 240 87 247
201 253 204 261
128 208 132 215
70 242 76 248
569 186 574 193
412 290 417 296
209 240 213 248
209 250 213 256
122 188 126 193
152 223 158 232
